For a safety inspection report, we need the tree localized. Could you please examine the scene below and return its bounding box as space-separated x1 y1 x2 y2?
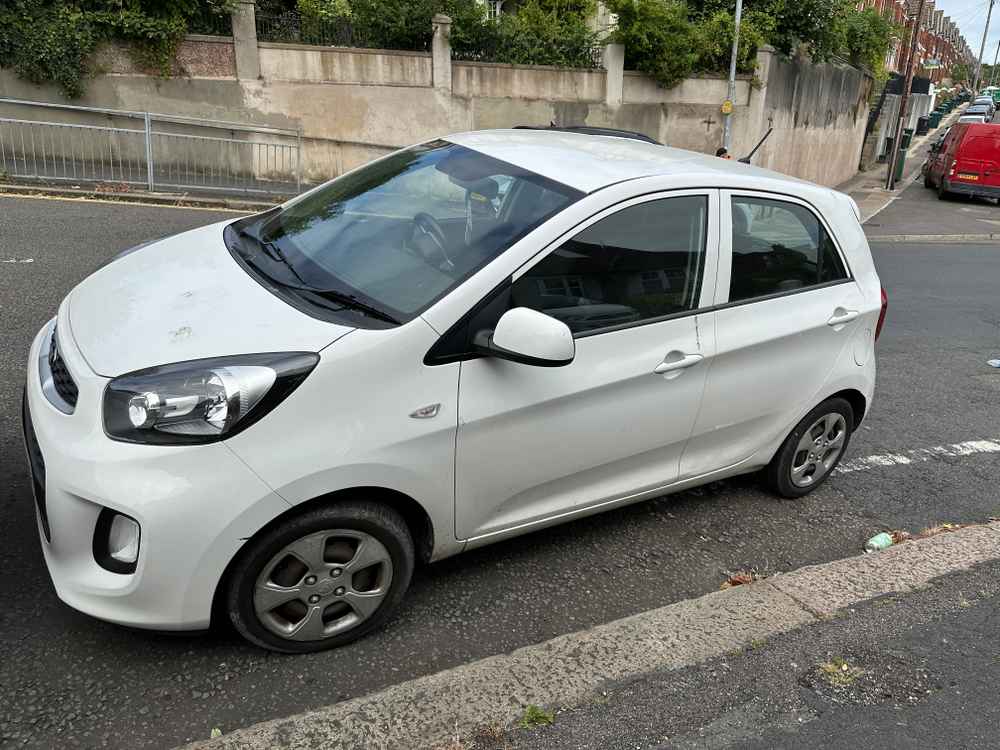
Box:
950 62 971 84
604 0 699 88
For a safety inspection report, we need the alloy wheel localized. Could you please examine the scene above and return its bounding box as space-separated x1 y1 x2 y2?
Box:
789 413 848 488
253 529 393 642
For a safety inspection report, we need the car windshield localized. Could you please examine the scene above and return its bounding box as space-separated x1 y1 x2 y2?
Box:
228 140 582 324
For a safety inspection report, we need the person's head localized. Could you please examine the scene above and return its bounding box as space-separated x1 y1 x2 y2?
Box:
716 147 731 159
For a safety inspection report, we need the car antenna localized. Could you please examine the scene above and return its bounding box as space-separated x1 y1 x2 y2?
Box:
739 127 773 164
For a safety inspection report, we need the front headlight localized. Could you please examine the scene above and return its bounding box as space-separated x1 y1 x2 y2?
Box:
103 352 319 445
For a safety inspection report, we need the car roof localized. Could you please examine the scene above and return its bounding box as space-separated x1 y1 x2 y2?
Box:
445 129 814 195
961 123 1000 133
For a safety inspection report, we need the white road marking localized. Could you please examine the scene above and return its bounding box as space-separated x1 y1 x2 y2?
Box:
2 257 34 263
837 438 1000 474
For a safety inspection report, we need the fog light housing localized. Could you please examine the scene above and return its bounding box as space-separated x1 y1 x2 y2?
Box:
93 508 141 574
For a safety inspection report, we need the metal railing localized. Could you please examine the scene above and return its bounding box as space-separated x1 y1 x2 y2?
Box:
255 11 429 50
451 39 605 68
186 6 233 36
0 98 303 197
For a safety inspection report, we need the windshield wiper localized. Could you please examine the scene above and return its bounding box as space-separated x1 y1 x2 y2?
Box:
294 286 401 325
234 229 400 325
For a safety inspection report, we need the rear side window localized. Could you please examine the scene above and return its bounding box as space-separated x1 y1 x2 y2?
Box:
512 195 708 335
729 196 847 303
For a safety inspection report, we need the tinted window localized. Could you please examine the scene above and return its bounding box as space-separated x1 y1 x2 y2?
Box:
729 197 847 303
229 141 581 322
511 196 708 334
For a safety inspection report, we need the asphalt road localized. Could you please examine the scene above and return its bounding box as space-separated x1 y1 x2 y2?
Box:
865 169 1000 238
1 185 999 749
484 559 1000 750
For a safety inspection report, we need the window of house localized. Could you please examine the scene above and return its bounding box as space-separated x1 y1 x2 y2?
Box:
510 195 708 334
729 196 848 304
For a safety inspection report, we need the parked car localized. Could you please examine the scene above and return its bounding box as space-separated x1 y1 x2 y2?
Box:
924 122 1000 201
959 114 989 124
972 96 996 118
23 130 886 653
963 104 992 120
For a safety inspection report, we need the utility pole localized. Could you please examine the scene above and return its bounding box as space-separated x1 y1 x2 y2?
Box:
722 0 744 152
990 37 1000 86
885 0 927 191
972 0 995 93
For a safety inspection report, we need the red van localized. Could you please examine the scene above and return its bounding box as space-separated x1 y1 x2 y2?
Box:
923 122 1000 202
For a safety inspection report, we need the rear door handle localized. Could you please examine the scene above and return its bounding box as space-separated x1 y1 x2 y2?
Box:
654 353 703 374
827 309 860 327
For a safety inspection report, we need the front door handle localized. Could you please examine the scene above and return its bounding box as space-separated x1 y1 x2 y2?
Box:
827 309 860 327
654 353 703 374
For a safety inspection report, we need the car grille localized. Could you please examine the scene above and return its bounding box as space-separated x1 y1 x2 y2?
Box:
49 327 78 408
21 394 51 542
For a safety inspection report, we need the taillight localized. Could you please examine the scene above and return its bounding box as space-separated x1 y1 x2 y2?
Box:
874 286 888 342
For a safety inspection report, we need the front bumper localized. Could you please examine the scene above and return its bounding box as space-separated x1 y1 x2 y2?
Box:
24 314 290 630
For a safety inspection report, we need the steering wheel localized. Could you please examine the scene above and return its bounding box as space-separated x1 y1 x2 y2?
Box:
409 212 455 270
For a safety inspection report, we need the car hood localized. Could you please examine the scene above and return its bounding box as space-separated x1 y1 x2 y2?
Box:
67 220 353 376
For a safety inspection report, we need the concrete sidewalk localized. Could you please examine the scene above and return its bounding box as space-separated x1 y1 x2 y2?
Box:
183 522 1000 750
484 557 1000 749
840 109 962 223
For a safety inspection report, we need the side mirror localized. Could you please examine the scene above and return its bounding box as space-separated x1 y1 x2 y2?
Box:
474 307 575 367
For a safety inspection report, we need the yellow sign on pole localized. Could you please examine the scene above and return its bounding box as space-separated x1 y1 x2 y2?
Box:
721 99 734 115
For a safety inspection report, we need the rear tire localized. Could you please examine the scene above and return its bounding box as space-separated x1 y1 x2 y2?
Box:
764 398 854 499
923 172 934 189
937 180 950 200
226 501 414 654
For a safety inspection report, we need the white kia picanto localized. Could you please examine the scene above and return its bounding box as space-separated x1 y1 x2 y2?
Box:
23 130 886 652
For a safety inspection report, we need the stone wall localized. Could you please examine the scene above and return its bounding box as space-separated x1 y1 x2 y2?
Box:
740 50 875 186
0 27 873 189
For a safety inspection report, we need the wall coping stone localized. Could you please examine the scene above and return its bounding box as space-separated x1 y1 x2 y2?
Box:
184 34 234 43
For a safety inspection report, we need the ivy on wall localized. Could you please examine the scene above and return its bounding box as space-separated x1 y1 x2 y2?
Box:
0 0 235 98
0 0 904 97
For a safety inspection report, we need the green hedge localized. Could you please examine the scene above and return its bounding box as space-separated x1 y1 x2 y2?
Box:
606 0 900 89
0 0 906 97
0 0 235 97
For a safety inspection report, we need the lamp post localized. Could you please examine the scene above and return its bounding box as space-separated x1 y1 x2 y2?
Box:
722 0 744 152
990 37 1000 86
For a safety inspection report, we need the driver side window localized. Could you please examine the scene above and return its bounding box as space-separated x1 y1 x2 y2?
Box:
511 195 708 335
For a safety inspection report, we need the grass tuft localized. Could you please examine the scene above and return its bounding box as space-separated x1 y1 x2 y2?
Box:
818 656 865 687
517 704 555 729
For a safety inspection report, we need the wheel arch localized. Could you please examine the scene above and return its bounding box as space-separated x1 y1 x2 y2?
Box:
210 486 435 628
828 388 867 430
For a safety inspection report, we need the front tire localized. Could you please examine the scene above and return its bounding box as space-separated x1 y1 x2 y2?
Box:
764 398 854 499
226 501 414 653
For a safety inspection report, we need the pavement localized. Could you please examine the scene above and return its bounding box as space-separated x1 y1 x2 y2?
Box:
2 151 1000 750
841 106 999 225
466 555 1000 750
180 522 1000 750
